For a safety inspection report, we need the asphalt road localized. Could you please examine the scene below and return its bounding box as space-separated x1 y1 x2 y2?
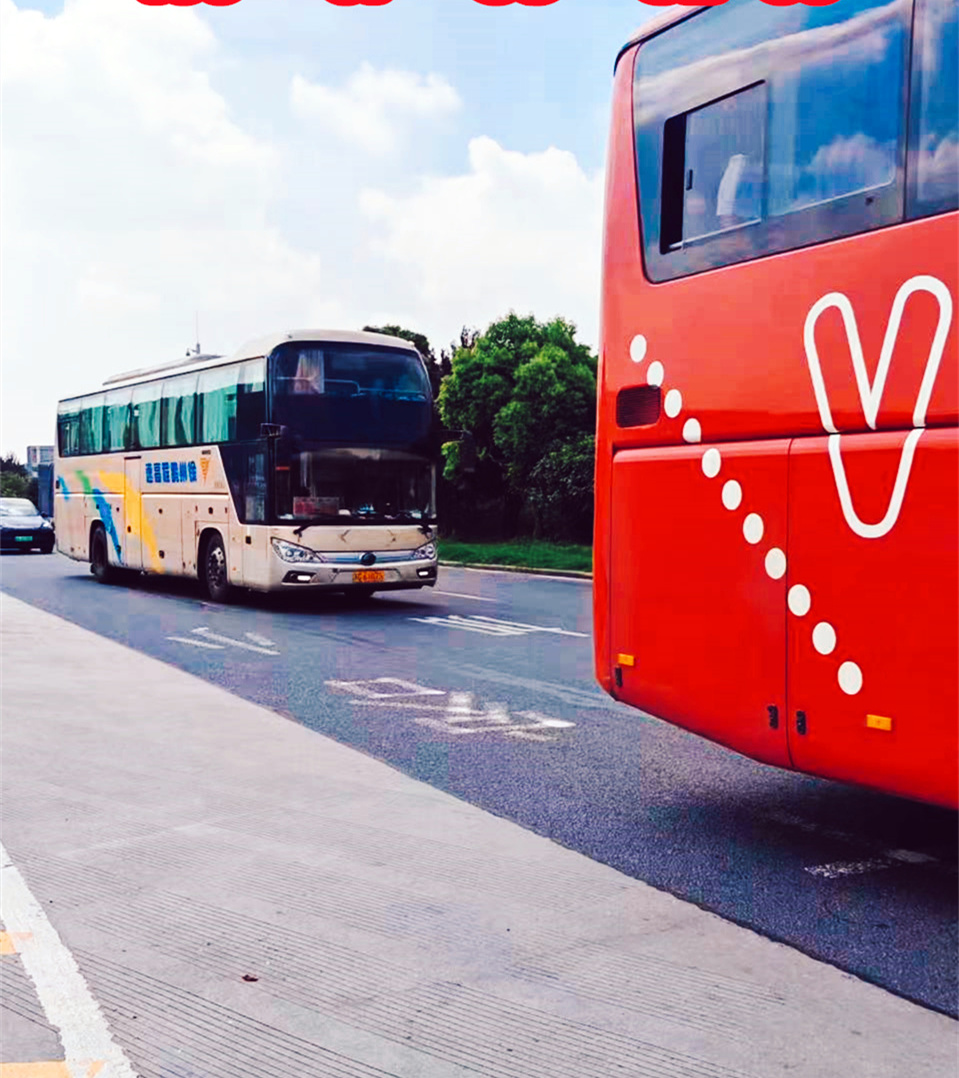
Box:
3 550 956 1017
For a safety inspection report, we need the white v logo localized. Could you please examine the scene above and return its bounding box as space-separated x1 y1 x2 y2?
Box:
803 275 953 539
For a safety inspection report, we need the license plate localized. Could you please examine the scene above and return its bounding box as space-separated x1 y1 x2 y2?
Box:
353 570 384 584
14 536 32 543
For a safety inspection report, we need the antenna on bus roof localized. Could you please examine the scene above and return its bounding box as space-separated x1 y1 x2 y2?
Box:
186 311 202 357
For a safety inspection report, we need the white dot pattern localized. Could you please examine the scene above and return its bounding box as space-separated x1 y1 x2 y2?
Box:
722 481 742 510
743 513 764 544
626 331 867 706
813 622 837 655
702 448 721 478
765 548 786 579
788 585 811 616
838 661 863 695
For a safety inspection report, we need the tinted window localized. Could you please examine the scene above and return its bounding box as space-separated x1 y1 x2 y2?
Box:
270 343 432 447
635 0 910 280
908 0 959 217
79 394 105 455
237 360 266 441
57 402 81 457
132 381 162 449
104 388 132 452
199 364 239 444
161 374 198 447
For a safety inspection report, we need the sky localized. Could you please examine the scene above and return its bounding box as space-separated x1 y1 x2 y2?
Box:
1 0 666 458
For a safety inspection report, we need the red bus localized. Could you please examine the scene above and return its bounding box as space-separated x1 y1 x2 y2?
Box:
594 0 958 809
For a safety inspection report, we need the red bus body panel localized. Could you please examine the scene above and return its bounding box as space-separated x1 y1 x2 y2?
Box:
595 46 959 809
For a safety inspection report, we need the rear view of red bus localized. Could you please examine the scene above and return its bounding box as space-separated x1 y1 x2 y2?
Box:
594 0 958 808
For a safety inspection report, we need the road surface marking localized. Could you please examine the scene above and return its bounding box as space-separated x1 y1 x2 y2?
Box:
331 682 575 741
325 678 446 699
804 858 894 879
191 627 280 655
0 842 137 1078
0 930 32 954
409 614 587 638
433 591 498 603
166 636 224 650
244 631 276 646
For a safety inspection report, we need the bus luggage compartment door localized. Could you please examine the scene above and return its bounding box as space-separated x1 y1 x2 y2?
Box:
786 429 959 808
609 441 790 769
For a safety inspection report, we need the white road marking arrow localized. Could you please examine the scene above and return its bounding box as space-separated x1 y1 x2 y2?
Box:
192 627 280 655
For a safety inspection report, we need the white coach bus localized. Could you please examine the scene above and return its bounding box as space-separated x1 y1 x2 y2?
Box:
55 330 440 602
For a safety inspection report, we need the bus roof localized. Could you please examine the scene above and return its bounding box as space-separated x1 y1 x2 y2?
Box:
99 329 420 390
615 7 705 72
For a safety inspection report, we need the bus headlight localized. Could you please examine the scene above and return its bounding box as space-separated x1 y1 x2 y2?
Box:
271 538 325 564
412 542 436 560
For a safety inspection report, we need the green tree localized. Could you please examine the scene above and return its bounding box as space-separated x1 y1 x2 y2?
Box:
0 454 37 502
438 313 596 538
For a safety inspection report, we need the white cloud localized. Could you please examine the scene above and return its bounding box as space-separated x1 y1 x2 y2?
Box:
359 136 604 348
0 0 333 455
290 64 461 154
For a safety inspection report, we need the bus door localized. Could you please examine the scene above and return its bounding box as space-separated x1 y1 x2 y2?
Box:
786 431 959 807
609 441 791 769
124 455 142 570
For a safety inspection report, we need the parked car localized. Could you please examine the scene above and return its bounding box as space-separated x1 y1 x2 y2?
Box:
0 497 55 554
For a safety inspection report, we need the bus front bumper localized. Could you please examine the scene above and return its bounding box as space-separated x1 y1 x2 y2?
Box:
270 559 438 590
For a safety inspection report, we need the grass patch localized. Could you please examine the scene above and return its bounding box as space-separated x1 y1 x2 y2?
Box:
438 538 592 573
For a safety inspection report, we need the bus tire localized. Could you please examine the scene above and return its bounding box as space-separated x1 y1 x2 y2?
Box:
200 532 232 603
90 526 115 584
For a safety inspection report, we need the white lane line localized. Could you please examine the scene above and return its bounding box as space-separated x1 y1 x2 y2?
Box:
408 616 525 636
244 631 276 646
433 591 499 603
167 636 224 650
468 615 589 638
192 627 279 655
0 842 138 1078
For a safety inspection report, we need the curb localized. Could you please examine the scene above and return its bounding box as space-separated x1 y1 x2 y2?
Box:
438 560 592 580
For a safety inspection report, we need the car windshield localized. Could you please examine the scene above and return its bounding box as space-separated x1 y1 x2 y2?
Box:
0 499 39 516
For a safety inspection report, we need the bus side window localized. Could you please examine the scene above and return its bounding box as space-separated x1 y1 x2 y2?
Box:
57 404 81 457
199 364 239 444
236 359 266 441
161 374 198 448
104 388 133 452
79 394 105 456
907 0 959 219
132 382 162 449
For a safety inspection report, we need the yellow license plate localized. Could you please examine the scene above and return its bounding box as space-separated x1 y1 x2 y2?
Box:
353 570 385 584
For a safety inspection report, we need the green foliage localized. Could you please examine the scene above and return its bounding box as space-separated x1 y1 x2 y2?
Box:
0 455 37 502
438 538 592 574
437 313 596 540
526 433 595 543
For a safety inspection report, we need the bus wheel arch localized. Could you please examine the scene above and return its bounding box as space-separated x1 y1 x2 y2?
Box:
198 528 232 603
89 523 114 584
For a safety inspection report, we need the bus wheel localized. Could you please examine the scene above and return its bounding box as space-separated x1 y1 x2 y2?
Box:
90 527 114 584
201 533 232 603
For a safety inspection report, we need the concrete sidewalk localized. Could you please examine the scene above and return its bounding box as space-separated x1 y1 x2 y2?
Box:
1 594 955 1078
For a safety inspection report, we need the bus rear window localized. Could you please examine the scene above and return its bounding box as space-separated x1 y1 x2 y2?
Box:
635 0 910 281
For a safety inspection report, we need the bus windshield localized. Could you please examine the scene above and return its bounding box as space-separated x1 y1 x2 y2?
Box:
276 448 435 524
270 342 432 446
